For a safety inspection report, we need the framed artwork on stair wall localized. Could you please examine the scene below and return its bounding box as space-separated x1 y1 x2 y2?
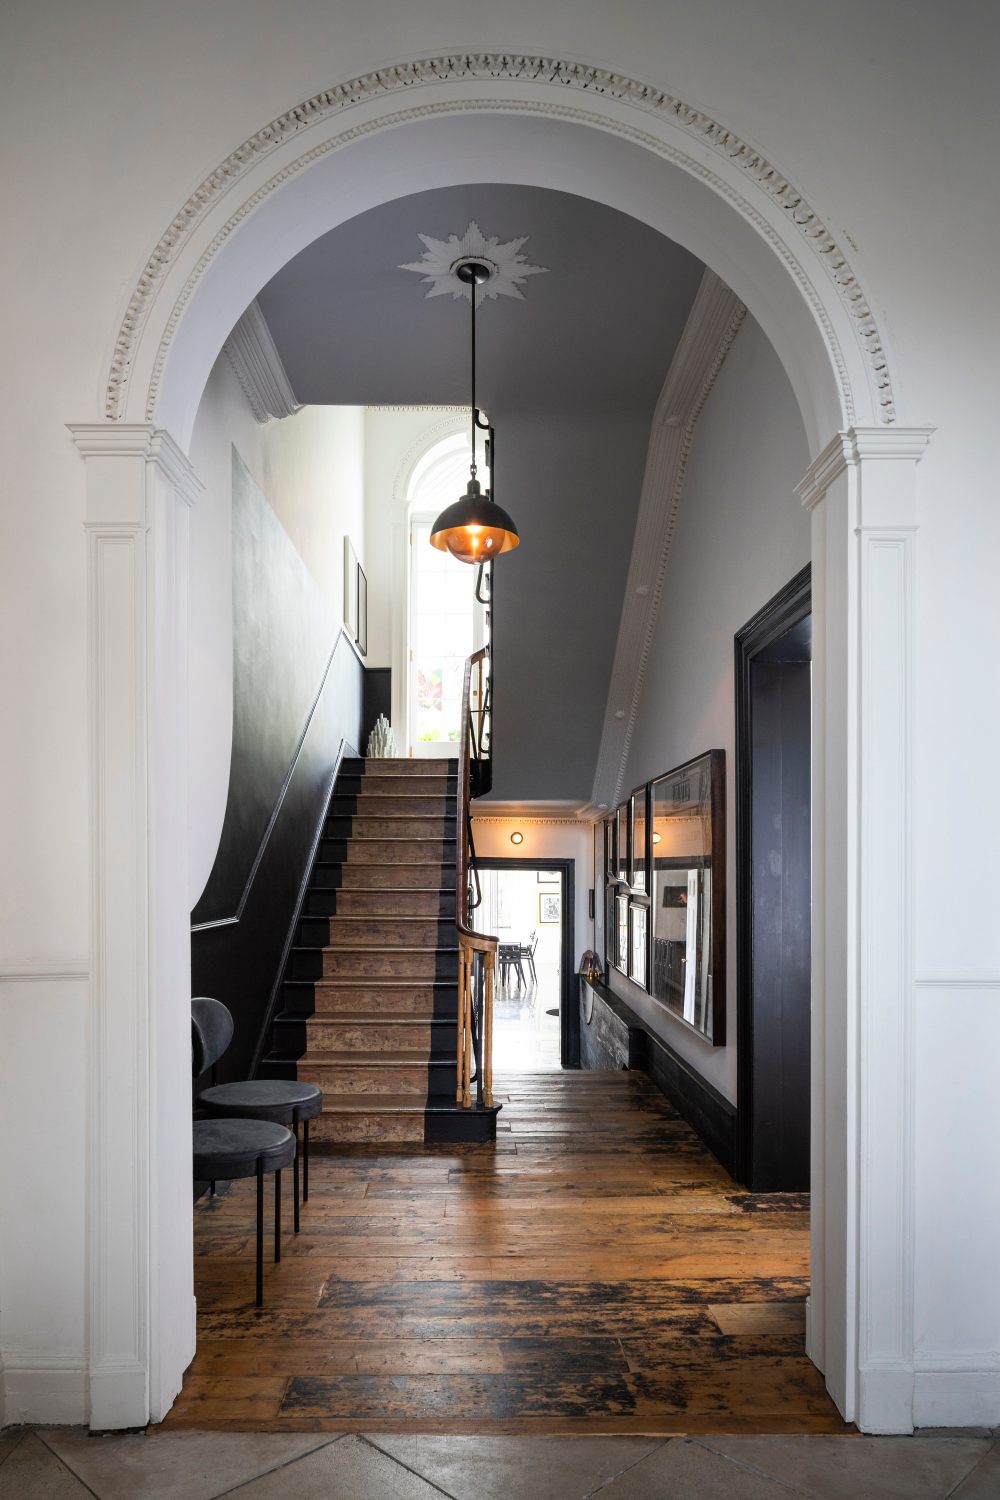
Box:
343 536 368 658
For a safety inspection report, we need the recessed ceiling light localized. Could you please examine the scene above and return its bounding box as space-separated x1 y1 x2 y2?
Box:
510 830 524 845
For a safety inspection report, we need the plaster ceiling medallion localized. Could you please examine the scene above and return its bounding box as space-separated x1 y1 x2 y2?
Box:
400 221 548 304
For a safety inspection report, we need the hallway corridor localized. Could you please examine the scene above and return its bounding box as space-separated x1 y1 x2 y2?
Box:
167 1071 847 1433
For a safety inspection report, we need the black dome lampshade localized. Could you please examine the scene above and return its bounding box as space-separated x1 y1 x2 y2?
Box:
429 258 520 566
429 477 519 563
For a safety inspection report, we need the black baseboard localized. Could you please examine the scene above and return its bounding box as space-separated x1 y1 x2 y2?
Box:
580 979 737 1175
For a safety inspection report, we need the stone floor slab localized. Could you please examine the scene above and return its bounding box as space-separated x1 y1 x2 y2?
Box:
592 1437 804 1498
41 1428 334 1500
217 1434 447 1499
0 1433 94 1498
369 1433 666 1500
950 1442 1000 1498
700 1435 991 1498
0 1433 25 1467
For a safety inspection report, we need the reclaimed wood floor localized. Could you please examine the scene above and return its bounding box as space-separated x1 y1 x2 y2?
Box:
164 1070 851 1434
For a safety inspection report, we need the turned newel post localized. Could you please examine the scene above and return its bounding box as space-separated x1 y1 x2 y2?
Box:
69 424 202 1430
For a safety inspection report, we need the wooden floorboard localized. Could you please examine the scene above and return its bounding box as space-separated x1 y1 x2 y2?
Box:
163 1070 851 1433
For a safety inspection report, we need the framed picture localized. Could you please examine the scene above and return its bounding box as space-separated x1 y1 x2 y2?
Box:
343 537 368 657
538 891 561 924
357 563 368 657
343 536 358 639
536 870 558 884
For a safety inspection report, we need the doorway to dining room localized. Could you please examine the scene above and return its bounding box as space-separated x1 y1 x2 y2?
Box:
478 862 572 1072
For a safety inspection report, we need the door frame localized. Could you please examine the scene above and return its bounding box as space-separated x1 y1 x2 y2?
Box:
476 857 578 1068
734 564 812 1186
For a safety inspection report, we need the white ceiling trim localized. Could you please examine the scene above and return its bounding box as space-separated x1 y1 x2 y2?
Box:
473 800 590 822
223 299 301 422
589 270 746 812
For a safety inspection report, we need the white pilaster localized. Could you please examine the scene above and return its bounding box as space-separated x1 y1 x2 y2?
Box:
798 426 932 1432
68 424 201 1430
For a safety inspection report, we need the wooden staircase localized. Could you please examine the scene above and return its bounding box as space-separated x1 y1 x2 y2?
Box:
261 755 499 1143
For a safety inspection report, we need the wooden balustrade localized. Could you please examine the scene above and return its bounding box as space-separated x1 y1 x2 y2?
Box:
455 647 497 1110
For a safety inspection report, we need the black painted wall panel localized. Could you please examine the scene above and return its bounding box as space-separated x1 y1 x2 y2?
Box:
190 449 362 1083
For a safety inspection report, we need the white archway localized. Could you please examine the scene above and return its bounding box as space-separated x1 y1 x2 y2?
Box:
71 60 929 1434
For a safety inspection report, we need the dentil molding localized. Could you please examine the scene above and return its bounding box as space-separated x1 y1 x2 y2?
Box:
103 53 894 426
222 300 301 423
590 270 746 812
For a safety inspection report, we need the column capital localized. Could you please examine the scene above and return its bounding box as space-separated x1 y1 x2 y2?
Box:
68 423 202 507
796 427 934 511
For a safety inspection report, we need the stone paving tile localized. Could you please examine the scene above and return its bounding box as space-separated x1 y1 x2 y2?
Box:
0 1433 94 1498
216 1434 447 1499
41 1426 334 1500
700 1435 992 1499
593 1437 804 1498
0 1433 25 1467
369 1432 666 1500
950 1443 1000 1499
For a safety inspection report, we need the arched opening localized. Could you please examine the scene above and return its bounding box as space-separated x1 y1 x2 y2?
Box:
77 71 923 1436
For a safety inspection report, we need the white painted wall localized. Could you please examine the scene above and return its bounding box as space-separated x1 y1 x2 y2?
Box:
187 354 364 905
609 315 810 1103
2 0 999 1431
471 818 596 975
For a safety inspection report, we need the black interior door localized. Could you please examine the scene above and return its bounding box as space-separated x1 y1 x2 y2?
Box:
736 569 811 1191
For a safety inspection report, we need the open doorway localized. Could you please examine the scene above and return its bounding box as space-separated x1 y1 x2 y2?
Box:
478 859 576 1071
735 566 812 1190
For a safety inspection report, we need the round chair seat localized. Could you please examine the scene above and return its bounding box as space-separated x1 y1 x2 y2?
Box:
192 1118 295 1182
200 1078 322 1125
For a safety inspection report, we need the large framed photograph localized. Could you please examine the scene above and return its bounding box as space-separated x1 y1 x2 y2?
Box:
538 890 561 925
649 749 726 1044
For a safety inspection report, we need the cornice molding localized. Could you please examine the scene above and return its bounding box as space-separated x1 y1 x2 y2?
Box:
103 53 893 426
590 271 746 811
472 800 591 822
222 300 300 423
796 426 934 511
69 423 203 504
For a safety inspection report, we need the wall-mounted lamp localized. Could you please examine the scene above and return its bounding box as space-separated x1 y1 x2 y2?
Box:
510 830 524 846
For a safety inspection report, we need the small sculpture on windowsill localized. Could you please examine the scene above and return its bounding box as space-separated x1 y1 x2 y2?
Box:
579 949 603 984
366 714 396 758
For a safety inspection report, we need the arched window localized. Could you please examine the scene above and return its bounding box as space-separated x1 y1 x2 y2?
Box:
406 432 486 754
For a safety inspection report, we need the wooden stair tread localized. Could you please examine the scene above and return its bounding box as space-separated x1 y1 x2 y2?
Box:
313 978 453 988
307 1012 455 1025
300 1050 453 1065
320 1094 471 1113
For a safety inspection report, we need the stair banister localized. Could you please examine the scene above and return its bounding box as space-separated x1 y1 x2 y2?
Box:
455 646 498 1109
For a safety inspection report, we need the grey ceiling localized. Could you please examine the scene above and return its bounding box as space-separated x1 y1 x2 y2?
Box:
257 184 706 800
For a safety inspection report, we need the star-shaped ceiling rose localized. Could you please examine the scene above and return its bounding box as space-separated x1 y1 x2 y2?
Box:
400 221 548 303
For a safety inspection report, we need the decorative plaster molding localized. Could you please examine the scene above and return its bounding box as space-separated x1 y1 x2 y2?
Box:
102 54 894 425
590 270 746 810
796 426 933 510
68 423 204 505
472 800 590 822
222 300 301 422
400 220 548 302
0 962 89 984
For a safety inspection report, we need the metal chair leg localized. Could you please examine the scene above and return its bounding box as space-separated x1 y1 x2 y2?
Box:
293 1115 301 1234
255 1159 264 1307
274 1168 281 1263
303 1118 310 1202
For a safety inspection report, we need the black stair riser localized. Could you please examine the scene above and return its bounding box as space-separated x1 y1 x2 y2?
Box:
267 1015 308 1056
332 784 457 807
289 947 324 980
279 979 316 1016
296 915 331 947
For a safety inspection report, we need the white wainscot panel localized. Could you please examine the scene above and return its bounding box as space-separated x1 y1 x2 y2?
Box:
913 982 1000 1427
0 976 88 1425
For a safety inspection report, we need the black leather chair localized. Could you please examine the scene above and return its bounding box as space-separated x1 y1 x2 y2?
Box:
191 997 323 1235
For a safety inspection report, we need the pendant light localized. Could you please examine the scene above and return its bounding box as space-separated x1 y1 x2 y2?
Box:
429 260 520 564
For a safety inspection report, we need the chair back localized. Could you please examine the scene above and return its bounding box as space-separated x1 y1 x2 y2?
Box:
529 930 538 957
191 996 234 1076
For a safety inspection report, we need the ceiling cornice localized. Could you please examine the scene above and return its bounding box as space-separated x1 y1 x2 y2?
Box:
589 270 746 811
472 800 592 823
222 300 301 423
